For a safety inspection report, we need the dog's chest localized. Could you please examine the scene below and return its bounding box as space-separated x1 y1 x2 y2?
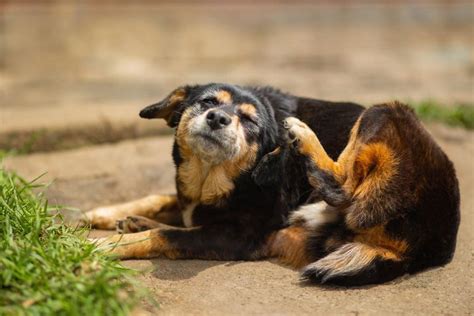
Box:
178 158 235 205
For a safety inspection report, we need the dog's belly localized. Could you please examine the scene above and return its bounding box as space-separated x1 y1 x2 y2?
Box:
182 202 197 227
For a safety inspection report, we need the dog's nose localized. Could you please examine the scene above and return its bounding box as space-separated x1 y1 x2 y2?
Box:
206 110 232 130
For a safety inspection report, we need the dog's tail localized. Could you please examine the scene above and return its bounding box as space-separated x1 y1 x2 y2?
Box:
300 242 408 286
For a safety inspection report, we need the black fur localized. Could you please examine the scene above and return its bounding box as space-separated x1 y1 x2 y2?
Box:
154 83 364 260
96 83 459 288
284 103 460 286
137 84 459 287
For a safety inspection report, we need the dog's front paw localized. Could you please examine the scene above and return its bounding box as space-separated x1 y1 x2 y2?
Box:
116 216 159 234
283 117 318 156
85 207 118 230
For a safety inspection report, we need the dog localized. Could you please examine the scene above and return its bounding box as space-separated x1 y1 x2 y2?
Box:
86 83 460 286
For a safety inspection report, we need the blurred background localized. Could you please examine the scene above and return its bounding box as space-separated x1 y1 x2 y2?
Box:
0 0 472 153
1 3 473 313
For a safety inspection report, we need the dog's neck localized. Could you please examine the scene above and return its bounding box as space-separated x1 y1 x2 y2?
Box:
177 148 257 205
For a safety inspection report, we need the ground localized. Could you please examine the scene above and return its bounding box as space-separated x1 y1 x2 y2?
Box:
4 124 473 315
1 2 473 314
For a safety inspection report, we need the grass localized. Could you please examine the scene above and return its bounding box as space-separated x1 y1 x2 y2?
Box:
410 100 474 130
0 122 174 156
0 165 144 315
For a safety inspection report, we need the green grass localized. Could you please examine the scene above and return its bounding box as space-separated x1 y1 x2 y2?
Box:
0 166 144 315
410 100 474 130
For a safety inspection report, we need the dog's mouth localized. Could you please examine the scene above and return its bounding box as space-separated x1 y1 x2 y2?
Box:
186 129 240 164
194 132 223 147
185 113 241 164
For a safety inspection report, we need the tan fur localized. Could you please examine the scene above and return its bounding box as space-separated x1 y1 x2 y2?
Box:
307 241 405 280
176 108 258 205
87 195 178 229
351 142 397 199
354 226 408 260
336 117 362 187
286 117 346 182
201 165 237 204
157 88 187 124
267 226 310 268
344 142 400 230
169 88 186 104
334 117 361 166
216 90 232 104
178 143 258 204
286 117 398 203
268 146 281 155
239 103 257 118
175 108 194 159
95 228 182 259
309 243 378 277
285 116 408 277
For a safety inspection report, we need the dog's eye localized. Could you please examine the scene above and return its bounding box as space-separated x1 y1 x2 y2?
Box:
201 98 219 106
240 113 257 125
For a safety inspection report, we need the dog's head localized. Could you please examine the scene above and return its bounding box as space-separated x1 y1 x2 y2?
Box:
140 83 280 166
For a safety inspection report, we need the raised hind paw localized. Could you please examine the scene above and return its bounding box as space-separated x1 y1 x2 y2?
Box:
283 117 319 157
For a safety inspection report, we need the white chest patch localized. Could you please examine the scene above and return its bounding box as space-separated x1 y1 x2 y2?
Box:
182 202 198 228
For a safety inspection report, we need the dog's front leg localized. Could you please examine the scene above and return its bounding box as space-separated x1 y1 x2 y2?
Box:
93 224 264 260
86 194 181 230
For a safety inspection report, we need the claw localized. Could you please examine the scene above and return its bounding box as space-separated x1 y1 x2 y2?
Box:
286 127 298 145
115 220 125 234
127 216 138 223
288 135 298 145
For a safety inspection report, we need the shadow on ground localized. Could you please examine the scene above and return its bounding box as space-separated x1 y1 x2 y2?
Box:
151 260 230 281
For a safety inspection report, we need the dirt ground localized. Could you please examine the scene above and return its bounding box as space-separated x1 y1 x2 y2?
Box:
5 124 473 315
1 2 473 315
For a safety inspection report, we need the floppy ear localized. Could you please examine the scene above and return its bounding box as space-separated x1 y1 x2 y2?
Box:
252 147 286 188
139 86 189 127
260 96 279 149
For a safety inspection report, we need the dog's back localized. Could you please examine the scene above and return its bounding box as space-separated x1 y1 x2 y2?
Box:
352 103 460 272
281 102 460 286
374 104 460 273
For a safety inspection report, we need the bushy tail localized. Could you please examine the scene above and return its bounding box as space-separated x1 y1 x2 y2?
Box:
301 242 408 286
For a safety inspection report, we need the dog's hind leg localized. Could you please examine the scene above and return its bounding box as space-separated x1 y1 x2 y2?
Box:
85 194 181 230
284 117 354 207
284 116 401 230
264 226 311 268
301 242 407 286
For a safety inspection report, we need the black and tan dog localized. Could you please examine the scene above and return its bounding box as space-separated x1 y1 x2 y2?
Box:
86 83 460 286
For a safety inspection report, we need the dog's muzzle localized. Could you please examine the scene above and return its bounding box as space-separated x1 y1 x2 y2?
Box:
206 110 232 130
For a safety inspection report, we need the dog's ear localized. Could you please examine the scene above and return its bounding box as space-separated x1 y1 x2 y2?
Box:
140 86 190 127
252 146 286 188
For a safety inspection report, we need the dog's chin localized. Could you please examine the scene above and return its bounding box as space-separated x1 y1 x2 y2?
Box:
187 132 240 165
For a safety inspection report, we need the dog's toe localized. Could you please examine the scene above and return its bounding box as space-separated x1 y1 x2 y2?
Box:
116 216 156 233
115 219 127 234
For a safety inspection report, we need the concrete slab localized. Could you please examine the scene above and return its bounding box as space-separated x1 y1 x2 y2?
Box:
4 124 473 315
